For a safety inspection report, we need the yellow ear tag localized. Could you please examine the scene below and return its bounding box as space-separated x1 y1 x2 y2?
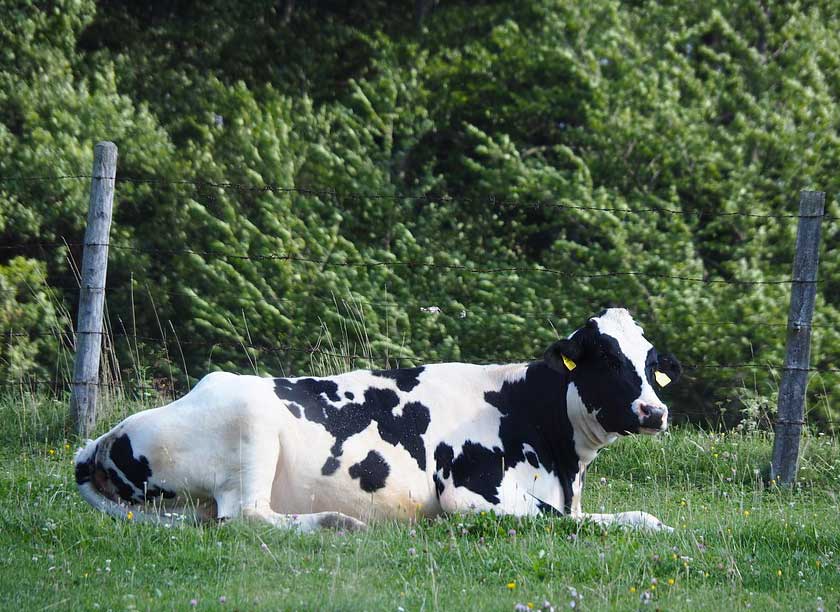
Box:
655 371 672 387
562 355 577 371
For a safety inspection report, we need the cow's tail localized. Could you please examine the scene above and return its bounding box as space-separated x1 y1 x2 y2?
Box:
74 436 197 526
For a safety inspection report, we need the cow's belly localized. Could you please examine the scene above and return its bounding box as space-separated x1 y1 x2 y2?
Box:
271 418 440 520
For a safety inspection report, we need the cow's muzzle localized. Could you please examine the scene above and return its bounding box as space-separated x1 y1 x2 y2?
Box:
638 403 668 432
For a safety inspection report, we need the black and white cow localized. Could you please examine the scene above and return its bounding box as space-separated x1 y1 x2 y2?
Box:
75 308 681 532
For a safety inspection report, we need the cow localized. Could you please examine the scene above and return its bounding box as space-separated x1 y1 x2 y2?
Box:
75 308 681 533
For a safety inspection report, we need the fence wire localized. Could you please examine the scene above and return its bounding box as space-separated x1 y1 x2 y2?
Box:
3 326 839 375
0 240 823 285
1 173 838 220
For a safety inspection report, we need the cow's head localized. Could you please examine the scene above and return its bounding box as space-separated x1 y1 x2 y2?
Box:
544 308 681 435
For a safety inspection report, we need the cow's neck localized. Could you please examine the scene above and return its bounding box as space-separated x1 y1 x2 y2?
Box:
489 362 590 477
565 382 618 466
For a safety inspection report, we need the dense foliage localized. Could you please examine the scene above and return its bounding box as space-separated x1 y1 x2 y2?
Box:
1 0 838 422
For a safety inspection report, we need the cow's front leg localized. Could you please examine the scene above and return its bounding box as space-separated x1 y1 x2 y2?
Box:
569 465 672 532
578 511 673 532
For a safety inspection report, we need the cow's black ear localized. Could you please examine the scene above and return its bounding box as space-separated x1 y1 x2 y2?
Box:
657 353 682 383
544 338 583 373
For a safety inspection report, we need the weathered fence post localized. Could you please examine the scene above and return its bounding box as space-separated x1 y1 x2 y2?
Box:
770 190 825 484
70 142 118 437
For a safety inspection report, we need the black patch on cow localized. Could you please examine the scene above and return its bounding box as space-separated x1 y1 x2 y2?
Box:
105 434 176 501
486 363 578 471
75 449 95 485
321 456 340 475
107 467 136 502
524 450 539 468
287 403 301 418
642 347 656 392
377 401 430 470
110 434 152 492
274 378 342 421
274 377 431 472
371 366 425 392
344 391 354 400
148 486 176 499
349 450 390 492
534 497 564 517
434 443 454 478
139 485 176 500
561 464 586 514
450 441 505 504
433 474 445 498
433 443 454 499
432 442 455 499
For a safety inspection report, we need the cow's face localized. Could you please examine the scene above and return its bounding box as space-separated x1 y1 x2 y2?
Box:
544 308 681 435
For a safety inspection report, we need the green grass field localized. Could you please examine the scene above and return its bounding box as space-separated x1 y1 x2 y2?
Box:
1 392 838 610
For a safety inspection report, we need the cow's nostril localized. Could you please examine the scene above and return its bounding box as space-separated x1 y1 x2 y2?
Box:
639 404 652 417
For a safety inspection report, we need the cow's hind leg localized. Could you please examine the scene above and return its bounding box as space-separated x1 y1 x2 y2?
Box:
214 427 365 533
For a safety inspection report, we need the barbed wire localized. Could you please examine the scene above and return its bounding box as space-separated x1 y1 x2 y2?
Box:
0 174 92 184
6 278 834 332
0 242 817 286
45 243 812 286
2 326 838 375
113 176 835 220
0 173 836 220
0 241 82 251
0 379 157 391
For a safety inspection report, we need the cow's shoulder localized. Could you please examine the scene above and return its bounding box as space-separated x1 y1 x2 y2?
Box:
433 362 581 510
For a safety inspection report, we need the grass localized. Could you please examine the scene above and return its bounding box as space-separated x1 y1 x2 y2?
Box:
1 392 839 611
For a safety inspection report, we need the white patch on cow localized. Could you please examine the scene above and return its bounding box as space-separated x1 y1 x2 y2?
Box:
420 363 512 464
273 417 375 514
566 383 617 464
495 458 562 515
567 463 587 517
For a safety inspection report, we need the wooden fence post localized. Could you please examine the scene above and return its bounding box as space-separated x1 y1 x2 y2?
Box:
770 190 825 484
70 142 118 437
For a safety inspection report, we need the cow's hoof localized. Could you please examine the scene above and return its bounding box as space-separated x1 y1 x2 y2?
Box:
643 515 674 533
615 511 674 532
317 512 367 532
644 517 674 533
